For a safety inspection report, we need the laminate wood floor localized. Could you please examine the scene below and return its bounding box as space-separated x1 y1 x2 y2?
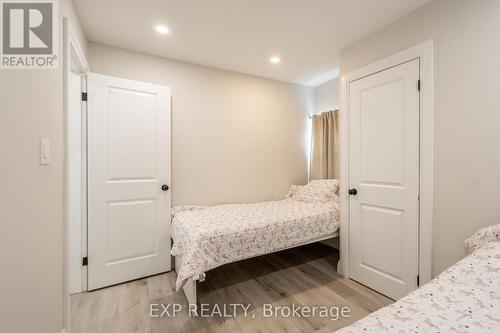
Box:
71 243 392 333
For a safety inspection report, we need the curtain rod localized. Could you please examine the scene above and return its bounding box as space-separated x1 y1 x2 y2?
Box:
308 110 339 119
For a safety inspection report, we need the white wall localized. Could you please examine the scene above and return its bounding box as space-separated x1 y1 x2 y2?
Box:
0 1 87 332
88 43 314 206
314 78 340 114
340 0 500 275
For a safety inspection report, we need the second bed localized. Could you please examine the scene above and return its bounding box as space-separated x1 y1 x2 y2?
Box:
170 179 341 304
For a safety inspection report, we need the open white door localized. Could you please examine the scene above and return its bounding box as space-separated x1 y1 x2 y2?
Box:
87 73 171 290
349 59 420 300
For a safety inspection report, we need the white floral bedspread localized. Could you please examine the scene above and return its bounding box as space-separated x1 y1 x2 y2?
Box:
171 198 340 291
337 241 500 333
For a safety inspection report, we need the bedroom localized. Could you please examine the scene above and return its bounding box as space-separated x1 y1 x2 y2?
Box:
0 0 499 332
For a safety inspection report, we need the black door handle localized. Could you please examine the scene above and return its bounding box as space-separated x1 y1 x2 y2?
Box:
161 184 169 191
348 188 357 196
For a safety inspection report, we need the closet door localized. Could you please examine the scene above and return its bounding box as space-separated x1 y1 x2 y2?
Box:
87 73 171 290
349 59 420 300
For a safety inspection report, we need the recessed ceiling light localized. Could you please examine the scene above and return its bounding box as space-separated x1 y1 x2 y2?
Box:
270 56 281 64
155 25 170 34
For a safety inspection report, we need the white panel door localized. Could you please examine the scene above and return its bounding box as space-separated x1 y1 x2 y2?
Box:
88 73 171 290
349 59 420 300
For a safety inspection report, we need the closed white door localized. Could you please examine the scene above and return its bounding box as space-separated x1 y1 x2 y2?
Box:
349 59 420 300
87 73 171 290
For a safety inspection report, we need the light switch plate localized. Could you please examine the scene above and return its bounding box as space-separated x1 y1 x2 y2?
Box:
40 138 51 165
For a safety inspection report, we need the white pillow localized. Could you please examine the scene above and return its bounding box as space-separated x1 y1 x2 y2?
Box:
285 184 301 198
286 179 339 203
464 223 500 254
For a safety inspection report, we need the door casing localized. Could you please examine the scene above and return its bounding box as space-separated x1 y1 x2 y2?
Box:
338 40 434 287
65 23 90 295
64 17 91 333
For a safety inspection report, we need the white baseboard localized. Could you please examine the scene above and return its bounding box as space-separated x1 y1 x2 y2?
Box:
337 260 344 277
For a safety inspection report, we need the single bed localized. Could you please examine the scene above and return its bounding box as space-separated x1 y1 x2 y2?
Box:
170 179 340 305
337 224 500 333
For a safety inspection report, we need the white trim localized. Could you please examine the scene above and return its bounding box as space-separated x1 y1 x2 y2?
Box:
67 69 82 294
69 32 89 73
64 17 89 333
80 74 89 294
339 40 434 286
65 25 89 295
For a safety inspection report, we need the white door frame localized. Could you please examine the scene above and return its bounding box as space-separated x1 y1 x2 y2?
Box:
64 16 90 294
338 40 434 286
65 26 89 295
63 17 90 333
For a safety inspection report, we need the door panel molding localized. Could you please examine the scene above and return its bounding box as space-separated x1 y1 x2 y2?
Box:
339 40 434 288
87 73 171 290
350 59 419 299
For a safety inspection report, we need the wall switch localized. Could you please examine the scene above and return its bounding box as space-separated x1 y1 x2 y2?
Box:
40 138 51 165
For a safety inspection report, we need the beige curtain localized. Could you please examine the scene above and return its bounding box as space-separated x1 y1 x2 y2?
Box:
310 110 339 180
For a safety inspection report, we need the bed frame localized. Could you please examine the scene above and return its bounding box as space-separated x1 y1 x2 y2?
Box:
174 231 339 305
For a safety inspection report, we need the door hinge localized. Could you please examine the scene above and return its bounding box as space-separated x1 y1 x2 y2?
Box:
417 80 421 92
417 275 420 287
81 92 88 102
82 257 88 266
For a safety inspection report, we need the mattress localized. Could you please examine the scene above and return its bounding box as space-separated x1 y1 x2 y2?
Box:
171 197 340 291
336 241 500 333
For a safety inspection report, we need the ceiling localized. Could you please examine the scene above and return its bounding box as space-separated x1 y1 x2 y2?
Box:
74 0 432 86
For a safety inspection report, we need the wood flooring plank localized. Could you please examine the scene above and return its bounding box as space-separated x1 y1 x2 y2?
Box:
71 243 392 333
